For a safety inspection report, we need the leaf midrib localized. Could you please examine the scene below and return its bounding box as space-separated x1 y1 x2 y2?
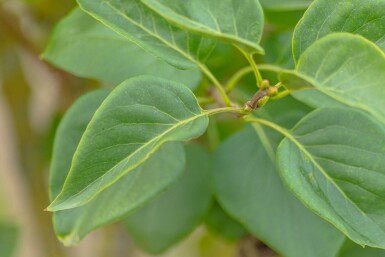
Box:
79 0 201 67
142 0 263 52
50 108 207 211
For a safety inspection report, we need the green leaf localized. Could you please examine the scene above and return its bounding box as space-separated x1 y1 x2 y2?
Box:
77 0 216 70
260 0 312 11
280 33 385 124
141 0 264 54
49 90 186 245
42 8 201 89
124 144 212 254
0 224 18 257
213 97 344 257
293 0 385 61
48 76 209 211
276 107 385 248
337 239 385 257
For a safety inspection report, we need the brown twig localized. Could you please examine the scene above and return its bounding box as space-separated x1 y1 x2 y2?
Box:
244 80 278 111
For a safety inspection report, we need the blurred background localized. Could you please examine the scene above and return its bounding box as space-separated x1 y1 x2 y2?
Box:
0 0 113 256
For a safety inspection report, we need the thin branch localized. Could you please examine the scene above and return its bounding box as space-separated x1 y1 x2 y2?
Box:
198 64 232 107
257 64 284 73
235 45 263 87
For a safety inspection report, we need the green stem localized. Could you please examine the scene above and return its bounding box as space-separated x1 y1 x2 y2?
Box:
204 106 246 116
236 46 263 87
225 66 253 93
225 64 285 93
244 116 292 140
270 89 291 100
257 64 284 73
198 64 232 107
275 82 283 88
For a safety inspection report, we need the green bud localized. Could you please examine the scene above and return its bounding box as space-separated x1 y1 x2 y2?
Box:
267 86 278 97
260 80 270 90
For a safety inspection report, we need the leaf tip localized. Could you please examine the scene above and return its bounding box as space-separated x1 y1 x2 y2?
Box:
45 203 56 212
45 197 67 212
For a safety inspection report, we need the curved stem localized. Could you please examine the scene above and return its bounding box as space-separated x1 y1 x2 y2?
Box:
244 116 292 139
225 64 285 93
198 64 232 107
270 90 291 100
235 46 263 87
257 64 284 73
225 66 253 93
204 106 246 116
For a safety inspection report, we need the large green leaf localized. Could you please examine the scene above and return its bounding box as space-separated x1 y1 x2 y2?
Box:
141 0 264 54
213 97 344 257
260 0 312 10
77 0 216 70
49 90 186 245
280 33 385 124
293 0 385 61
0 224 18 257
48 77 209 211
276 107 385 248
42 8 201 88
124 144 211 254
